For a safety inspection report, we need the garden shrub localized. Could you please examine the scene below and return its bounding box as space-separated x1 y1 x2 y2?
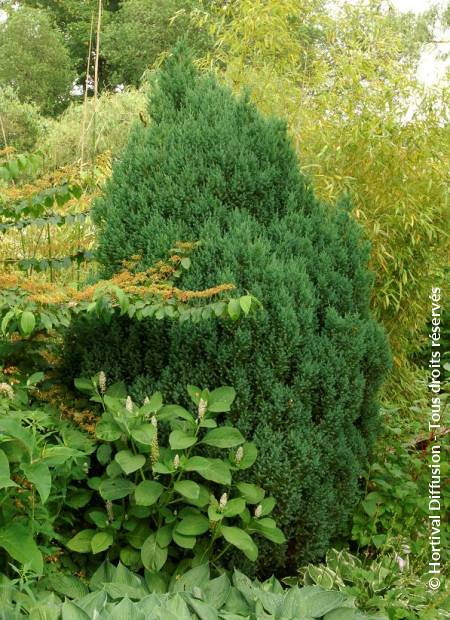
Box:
65 47 391 572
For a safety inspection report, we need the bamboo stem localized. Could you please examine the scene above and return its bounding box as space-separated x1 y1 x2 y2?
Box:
80 12 95 173
92 0 103 180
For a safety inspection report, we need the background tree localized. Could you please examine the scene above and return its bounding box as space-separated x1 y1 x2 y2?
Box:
9 1 119 86
102 0 211 86
0 6 74 115
196 0 449 396
0 86 45 152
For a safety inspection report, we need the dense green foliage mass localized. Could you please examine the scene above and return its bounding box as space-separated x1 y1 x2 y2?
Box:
0 7 74 115
0 86 44 152
64 50 391 571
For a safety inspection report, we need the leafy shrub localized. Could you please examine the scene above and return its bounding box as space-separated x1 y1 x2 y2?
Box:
39 88 146 171
300 548 450 619
0 7 74 116
66 47 391 571
0 87 45 153
0 372 94 575
67 376 284 571
0 560 375 619
351 442 449 572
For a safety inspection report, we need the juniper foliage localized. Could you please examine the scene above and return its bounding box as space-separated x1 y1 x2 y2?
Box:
65 48 391 571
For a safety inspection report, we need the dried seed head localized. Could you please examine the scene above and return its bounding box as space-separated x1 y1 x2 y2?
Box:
219 493 228 510
254 504 263 519
197 398 207 421
235 446 244 464
98 371 107 394
0 383 14 400
173 454 180 469
125 395 133 412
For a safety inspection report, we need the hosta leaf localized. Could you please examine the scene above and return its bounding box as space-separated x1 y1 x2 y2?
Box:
61 601 90 620
141 533 168 572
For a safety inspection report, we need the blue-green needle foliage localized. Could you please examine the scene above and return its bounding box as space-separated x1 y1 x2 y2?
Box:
65 47 391 572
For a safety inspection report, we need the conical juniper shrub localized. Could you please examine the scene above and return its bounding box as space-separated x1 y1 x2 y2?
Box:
63 49 391 572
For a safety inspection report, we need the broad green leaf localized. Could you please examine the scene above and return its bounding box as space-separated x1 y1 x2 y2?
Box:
131 423 155 445
186 385 202 405
221 526 258 562
99 478 135 501
259 496 276 516
172 530 197 549
174 480 200 500
135 480 164 506
159 405 195 423
96 419 122 441
61 601 90 620
251 519 286 544
169 430 197 450
0 448 17 489
0 522 43 573
91 531 113 554
236 482 265 504
204 573 231 609
239 295 252 315
223 497 246 517
305 591 347 617
48 574 89 599
176 514 210 536
227 299 241 321
20 310 36 336
21 462 51 504
156 525 173 548
185 456 231 485
202 426 244 448
115 450 146 474
0 418 35 455
235 442 258 469
141 391 163 414
105 381 127 398
141 533 168 572
74 377 95 395
66 530 95 553
207 386 236 412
